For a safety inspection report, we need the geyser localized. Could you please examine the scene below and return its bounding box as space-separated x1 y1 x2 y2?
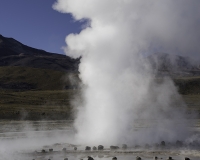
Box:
53 0 200 145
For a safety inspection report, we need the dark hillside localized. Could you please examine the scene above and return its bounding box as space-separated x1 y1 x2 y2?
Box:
174 77 200 95
0 66 79 91
148 53 200 76
0 34 79 72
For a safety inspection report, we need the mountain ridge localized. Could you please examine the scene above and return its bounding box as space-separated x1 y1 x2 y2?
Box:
147 52 200 76
0 34 79 72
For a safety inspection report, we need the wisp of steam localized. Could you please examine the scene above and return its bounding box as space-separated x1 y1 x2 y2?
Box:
53 0 200 146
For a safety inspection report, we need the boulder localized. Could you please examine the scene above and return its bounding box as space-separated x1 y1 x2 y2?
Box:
64 158 68 160
110 146 119 150
185 158 190 160
93 146 97 150
49 148 53 152
88 156 94 160
122 144 127 149
85 146 91 150
136 156 141 160
160 141 165 147
41 149 46 153
112 157 117 160
98 145 104 150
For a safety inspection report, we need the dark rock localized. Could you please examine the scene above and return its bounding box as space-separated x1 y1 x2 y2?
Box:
85 146 91 150
41 149 46 153
185 158 190 160
136 156 141 160
62 148 67 152
161 141 165 147
93 146 97 150
110 146 119 150
153 156 158 160
74 147 77 150
88 156 94 160
64 158 68 160
112 157 117 160
49 148 53 152
98 145 104 150
167 157 173 160
176 140 183 147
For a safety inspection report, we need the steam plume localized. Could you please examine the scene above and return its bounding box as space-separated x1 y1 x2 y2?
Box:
53 0 200 145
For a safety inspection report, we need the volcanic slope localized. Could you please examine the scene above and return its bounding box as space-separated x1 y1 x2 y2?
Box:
0 34 79 72
0 34 80 120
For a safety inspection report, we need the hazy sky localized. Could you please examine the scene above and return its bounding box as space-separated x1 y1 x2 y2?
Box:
0 0 84 54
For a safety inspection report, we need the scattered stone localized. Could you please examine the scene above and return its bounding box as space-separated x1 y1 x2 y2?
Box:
112 157 117 160
93 146 97 150
167 157 173 160
160 141 165 147
64 158 68 160
98 145 104 150
62 148 67 152
122 144 127 149
88 156 94 160
136 156 141 160
185 158 190 160
85 146 91 150
153 156 158 160
41 149 46 153
48 159 51 160
110 146 119 150
49 148 53 152
74 147 77 150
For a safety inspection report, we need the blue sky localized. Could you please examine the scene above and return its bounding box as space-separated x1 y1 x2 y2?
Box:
0 0 84 54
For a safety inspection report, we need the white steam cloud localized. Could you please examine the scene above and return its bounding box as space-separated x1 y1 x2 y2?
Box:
53 0 200 145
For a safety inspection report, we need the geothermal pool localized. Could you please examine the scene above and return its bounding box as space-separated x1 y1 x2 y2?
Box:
0 120 200 160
